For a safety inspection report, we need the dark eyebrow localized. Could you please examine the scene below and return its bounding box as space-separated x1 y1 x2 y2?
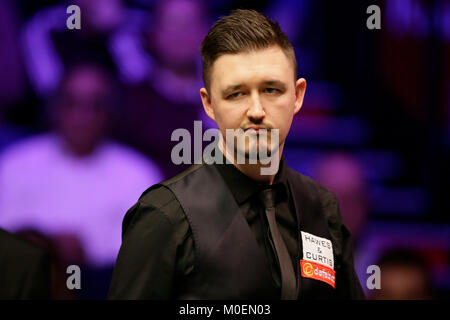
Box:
221 80 287 96
222 84 244 96
263 80 287 90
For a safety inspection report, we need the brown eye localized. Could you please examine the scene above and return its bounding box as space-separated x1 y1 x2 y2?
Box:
227 92 243 99
264 88 279 94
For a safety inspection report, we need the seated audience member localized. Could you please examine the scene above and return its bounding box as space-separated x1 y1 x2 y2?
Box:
121 0 210 177
370 248 433 300
0 63 163 269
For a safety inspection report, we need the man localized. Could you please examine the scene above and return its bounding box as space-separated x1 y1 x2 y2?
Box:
108 9 364 299
0 63 163 268
122 0 209 177
369 248 433 300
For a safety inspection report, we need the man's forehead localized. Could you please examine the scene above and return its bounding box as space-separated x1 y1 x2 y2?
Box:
210 46 294 90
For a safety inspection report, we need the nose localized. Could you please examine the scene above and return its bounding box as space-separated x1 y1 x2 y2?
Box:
246 93 265 121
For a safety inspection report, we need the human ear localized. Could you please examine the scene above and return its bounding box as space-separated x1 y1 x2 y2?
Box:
294 78 307 115
200 87 215 121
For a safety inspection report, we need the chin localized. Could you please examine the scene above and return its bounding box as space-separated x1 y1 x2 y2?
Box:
239 143 276 162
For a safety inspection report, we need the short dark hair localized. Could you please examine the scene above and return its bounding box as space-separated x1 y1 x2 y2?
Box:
200 9 297 92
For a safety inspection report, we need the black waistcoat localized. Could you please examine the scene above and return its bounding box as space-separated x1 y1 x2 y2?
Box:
157 163 342 300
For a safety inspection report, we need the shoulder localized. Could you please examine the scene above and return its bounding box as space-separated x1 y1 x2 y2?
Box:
138 185 182 224
121 164 207 238
121 184 188 239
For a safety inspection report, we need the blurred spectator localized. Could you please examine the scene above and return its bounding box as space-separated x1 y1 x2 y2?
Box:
0 63 163 269
264 0 321 77
369 248 433 300
119 0 210 177
114 0 208 93
314 152 369 241
22 0 127 98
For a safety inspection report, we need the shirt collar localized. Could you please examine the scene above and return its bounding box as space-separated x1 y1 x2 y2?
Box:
213 149 289 205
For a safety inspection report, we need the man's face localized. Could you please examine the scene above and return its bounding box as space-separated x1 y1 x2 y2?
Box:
370 265 430 300
56 67 108 156
152 0 207 70
200 45 306 162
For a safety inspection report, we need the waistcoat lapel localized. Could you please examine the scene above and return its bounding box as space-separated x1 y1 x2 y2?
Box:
286 167 338 299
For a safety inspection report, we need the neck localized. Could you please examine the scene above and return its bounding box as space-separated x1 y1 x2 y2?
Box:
219 139 283 185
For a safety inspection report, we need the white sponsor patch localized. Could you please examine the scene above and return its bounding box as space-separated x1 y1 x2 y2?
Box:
301 231 334 269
